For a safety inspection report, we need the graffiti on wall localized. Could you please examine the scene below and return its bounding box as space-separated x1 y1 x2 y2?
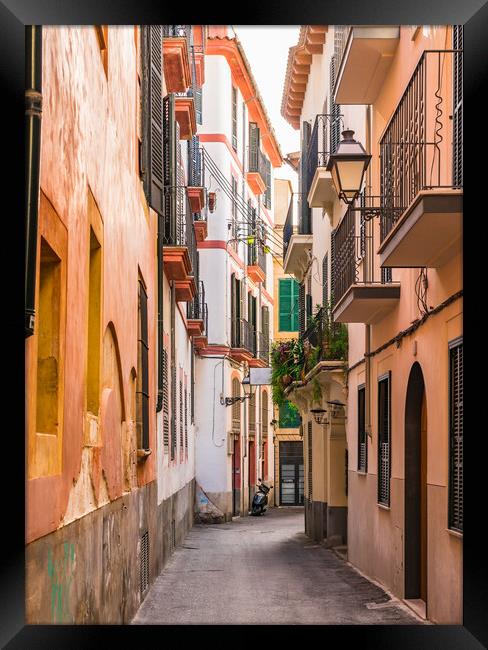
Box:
47 542 75 623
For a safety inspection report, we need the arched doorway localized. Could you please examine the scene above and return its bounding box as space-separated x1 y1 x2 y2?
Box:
404 362 428 611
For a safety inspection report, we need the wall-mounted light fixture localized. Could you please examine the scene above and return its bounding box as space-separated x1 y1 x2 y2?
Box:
310 408 328 425
222 372 255 407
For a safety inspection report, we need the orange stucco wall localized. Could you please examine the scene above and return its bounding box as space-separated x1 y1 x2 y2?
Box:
346 26 462 624
26 26 156 543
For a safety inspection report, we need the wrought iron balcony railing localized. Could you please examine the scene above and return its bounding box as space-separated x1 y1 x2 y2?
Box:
305 114 342 195
187 280 206 321
283 197 295 260
257 331 270 364
248 144 268 183
163 186 198 270
188 138 203 187
380 49 463 242
231 317 256 355
332 198 392 307
300 306 345 362
247 241 266 275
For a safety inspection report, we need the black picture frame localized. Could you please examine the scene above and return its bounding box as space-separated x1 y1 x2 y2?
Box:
3 0 486 646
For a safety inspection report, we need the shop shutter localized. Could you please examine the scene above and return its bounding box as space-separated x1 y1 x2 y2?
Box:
449 340 463 532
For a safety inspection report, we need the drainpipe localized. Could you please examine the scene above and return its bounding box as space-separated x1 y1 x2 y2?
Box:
25 25 42 337
365 105 373 440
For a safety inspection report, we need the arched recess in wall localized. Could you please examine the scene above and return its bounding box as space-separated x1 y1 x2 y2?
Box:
231 375 241 434
100 322 126 501
123 367 138 492
404 361 428 604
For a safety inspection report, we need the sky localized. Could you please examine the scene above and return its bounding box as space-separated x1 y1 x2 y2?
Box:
234 26 300 188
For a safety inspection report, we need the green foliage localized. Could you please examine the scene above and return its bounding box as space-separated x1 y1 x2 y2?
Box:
311 378 322 404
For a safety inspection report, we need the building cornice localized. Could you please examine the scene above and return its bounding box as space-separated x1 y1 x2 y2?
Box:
281 26 328 130
206 35 283 167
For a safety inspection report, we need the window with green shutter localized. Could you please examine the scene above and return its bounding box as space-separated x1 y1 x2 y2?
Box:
279 278 299 332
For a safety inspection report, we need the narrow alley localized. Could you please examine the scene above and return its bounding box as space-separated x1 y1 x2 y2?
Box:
132 508 421 625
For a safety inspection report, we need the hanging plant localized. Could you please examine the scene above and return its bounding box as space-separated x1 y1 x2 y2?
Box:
311 378 322 405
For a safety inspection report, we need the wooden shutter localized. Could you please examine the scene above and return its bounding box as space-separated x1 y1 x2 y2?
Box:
171 364 177 459
179 378 184 452
232 378 240 432
299 122 311 234
453 26 463 188
330 56 341 154
232 86 238 150
358 385 366 472
163 94 177 243
249 122 260 172
163 347 169 453
261 305 269 341
307 421 313 500
449 340 463 532
330 228 336 311
264 158 271 209
377 373 391 506
231 273 237 346
184 384 188 451
279 279 292 331
137 280 150 450
195 85 203 125
299 282 305 334
141 26 164 215
249 392 256 435
262 392 269 436
190 341 195 424
322 253 329 308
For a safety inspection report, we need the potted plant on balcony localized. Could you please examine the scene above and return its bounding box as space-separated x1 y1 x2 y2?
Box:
271 338 304 407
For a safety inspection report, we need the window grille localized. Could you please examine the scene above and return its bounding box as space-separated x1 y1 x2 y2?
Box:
137 280 150 451
377 373 391 506
453 26 463 188
358 385 367 472
448 339 463 532
140 530 149 595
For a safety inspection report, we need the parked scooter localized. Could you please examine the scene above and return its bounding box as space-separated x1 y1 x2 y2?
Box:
251 478 271 516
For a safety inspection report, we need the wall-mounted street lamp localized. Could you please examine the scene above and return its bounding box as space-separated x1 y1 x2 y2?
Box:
310 408 328 425
327 399 346 418
326 130 371 205
222 373 255 407
327 129 404 221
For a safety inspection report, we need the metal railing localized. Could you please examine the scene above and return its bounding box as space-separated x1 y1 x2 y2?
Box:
306 114 342 195
283 198 295 260
332 199 392 306
247 241 266 275
187 280 206 321
231 317 256 355
300 306 345 365
188 139 203 187
163 186 198 274
248 144 268 183
257 331 270 364
380 49 463 242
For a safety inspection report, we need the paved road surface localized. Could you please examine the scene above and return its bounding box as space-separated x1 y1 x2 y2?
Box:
133 507 423 625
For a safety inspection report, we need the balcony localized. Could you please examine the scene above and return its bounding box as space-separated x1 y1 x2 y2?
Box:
174 37 199 140
187 139 207 241
331 202 400 324
249 331 270 368
193 303 209 350
230 317 256 363
247 146 268 196
334 26 400 105
378 50 463 268
306 114 341 212
162 25 192 93
282 196 312 281
247 241 266 284
187 281 206 336
163 185 197 301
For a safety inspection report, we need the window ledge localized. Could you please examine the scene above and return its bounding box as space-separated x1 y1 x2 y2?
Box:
137 448 152 462
447 528 463 539
377 503 391 511
357 470 368 476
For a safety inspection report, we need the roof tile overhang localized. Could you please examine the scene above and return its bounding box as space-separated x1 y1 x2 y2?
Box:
206 35 283 167
281 26 328 130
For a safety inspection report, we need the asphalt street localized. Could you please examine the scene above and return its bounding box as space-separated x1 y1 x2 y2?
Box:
132 507 423 625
